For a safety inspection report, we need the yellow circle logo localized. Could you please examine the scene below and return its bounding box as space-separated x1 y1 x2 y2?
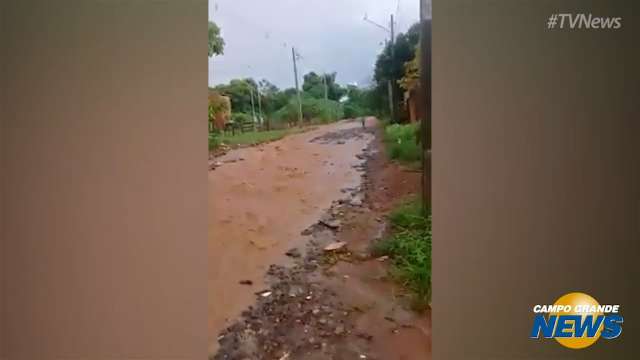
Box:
551 292 603 349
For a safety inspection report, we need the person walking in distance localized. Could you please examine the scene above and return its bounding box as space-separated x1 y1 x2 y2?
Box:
361 117 366 128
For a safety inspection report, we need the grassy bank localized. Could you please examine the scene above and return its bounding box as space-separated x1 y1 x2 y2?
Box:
209 127 309 151
221 128 291 146
383 123 421 166
373 197 431 310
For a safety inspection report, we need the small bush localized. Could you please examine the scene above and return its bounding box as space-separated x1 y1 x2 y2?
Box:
208 132 221 151
383 123 421 164
344 103 366 119
373 198 431 310
231 112 253 125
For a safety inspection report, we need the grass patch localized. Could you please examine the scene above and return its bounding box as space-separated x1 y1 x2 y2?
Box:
372 197 431 310
219 127 307 147
383 123 421 165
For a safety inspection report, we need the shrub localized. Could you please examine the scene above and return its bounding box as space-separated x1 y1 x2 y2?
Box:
231 112 253 125
383 123 421 163
343 103 366 119
208 132 221 151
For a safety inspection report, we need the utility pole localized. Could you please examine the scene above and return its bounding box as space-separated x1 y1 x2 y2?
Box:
389 13 397 123
245 64 257 127
249 86 257 125
362 13 396 122
257 87 263 127
292 47 303 125
322 74 332 120
388 80 394 122
322 74 328 101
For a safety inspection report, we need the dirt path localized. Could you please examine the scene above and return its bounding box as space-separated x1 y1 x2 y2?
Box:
208 119 374 353
209 118 430 359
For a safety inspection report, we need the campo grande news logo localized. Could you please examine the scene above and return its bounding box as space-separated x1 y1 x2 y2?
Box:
530 292 623 349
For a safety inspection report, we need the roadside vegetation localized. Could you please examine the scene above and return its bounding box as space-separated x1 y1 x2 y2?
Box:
383 123 421 166
220 127 308 147
208 20 426 155
207 74 376 152
373 198 431 310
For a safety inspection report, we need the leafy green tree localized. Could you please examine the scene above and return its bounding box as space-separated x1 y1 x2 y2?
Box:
302 72 326 99
372 22 421 118
272 96 342 124
258 79 278 95
302 72 345 101
342 85 376 118
283 88 298 98
208 21 225 57
258 79 289 115
214 78 257 114
398 47 420 92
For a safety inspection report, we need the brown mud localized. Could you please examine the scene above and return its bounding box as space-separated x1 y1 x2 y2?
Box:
210 118 430 359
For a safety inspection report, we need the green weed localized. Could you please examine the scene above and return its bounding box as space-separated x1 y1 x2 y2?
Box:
373 198 431 310
383 123 421 165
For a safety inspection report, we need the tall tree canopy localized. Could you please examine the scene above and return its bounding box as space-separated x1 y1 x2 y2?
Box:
399 47 420 92
374 22 421 86
371 22 421 119
214 78 257 114
258 79 290 115
302 72 345 101
208 21 225 57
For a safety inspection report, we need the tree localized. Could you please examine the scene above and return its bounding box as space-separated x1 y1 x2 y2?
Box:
399 47 420 92
273 96 342 124
374 22 420 86
258 79 279 96
208 21 225 57
214 78 257 114
258 80 289 115
342 85 376 118
372 22 421 119
302 72 345 101
302 72 325 99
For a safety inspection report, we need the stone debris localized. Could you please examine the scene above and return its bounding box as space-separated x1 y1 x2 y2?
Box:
323 241 347 252
285 248 301 258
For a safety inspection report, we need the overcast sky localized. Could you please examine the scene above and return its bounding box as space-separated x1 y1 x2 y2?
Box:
208 0 420 89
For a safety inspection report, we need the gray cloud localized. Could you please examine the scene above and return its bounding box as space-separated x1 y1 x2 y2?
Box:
208 0 420 89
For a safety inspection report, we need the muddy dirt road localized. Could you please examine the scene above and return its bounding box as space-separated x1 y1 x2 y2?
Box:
208 119 375 353
209 118 430 359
